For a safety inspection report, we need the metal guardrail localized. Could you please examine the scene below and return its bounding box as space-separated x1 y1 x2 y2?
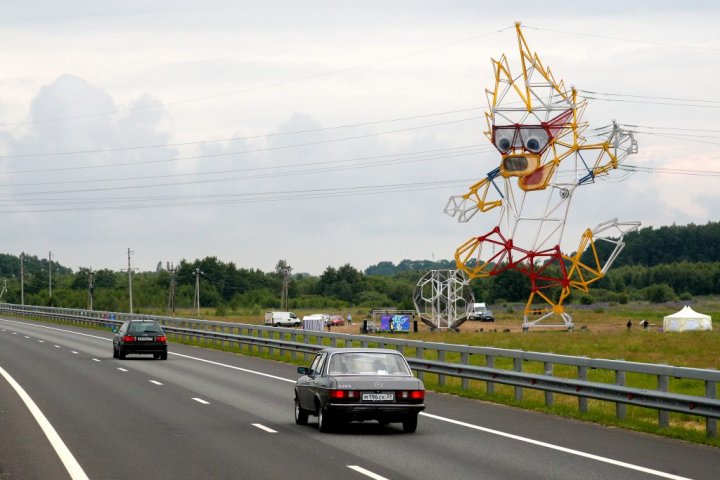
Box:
1 303 718 437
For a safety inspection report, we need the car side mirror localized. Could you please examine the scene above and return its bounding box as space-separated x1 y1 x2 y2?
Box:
112 327 118 333
297 367 310 375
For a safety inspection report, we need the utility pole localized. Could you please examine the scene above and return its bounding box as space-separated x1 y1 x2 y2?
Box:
20 252 24 306
280 264 292 311
167 262 177 316
127 248 134 313
48 251 53 300
194 268 201 317
0 279 7 300
88 270 95 311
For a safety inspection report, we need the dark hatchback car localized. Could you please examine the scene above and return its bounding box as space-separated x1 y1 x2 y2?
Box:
294 348 425 433
113 320 168 360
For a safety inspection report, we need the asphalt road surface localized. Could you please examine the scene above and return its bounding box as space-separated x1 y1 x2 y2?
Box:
1 316 718 480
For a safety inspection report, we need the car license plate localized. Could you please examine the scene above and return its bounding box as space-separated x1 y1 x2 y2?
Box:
362 393 394 401
136 336 153 341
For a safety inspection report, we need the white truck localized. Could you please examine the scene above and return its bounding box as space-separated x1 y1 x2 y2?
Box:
264 311 301 327
467 302 494 322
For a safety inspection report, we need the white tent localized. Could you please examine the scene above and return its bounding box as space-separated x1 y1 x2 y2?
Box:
663 306 713 332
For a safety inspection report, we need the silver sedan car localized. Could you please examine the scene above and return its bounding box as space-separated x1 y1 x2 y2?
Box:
294 348 425 433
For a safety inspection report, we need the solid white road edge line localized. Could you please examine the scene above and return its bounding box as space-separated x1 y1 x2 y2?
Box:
0 365 90 480
347 465 391 480
0 318 696 480
252 423 277 433
419 412 692 480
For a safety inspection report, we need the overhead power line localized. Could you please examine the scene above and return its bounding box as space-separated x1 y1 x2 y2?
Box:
2 114 486 175
6 26 513 127
524 25 720 52
0 145 492 190
0 178 473 213
0 106 485 159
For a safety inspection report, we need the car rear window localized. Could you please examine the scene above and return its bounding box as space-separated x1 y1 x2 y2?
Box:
328 352 411 376
128 322 163 335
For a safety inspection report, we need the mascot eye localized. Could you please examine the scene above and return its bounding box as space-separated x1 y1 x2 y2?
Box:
494 131 514 153
525 137 541 152
519 128 550 153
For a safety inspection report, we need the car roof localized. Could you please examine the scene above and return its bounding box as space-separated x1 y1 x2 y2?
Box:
319 348 403 355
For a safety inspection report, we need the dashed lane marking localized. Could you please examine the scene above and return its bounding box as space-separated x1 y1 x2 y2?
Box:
252 423 277 433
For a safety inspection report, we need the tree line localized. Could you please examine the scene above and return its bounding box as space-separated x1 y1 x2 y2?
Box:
1 222 719 312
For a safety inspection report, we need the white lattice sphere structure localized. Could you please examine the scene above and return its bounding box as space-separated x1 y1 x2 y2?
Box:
413 270 474 331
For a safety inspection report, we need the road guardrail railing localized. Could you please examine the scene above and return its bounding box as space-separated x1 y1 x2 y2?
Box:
1 303 717 437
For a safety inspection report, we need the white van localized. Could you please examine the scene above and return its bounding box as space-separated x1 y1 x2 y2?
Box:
467 303 494 322
264 311 300 327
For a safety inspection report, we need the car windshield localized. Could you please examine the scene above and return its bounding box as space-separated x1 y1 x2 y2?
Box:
327 352 412 376
128 322 163 335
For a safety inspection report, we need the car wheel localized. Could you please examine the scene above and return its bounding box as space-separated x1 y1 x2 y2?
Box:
112 346 118 358
318 408 334 432
160 352 168 360
402 414 418 433
118 348 126 360
294 398 309 425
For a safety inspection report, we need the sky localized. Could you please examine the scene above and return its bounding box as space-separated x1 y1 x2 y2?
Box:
1 1 719 275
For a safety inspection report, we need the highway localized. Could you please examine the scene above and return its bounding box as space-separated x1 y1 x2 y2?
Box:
1 316 718 480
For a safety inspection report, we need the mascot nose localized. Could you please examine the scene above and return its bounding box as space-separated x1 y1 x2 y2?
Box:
503 155 529 172
500 154 539 177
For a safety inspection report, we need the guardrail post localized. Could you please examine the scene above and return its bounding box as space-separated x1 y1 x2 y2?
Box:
438 350 446 387
415 347 424 381
658 373 669 428
544 362 554 407
331 336 337 348
578 365 588 413
291 333 297 361
303 333 309 362
268 329 275 357
706 379 717 438
461 352 469 390
615 370 626 419
486 355 495 395
514 358 523 401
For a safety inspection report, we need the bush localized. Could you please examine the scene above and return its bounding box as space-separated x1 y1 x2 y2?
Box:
679 291 693 301
579 294 594 305
645 284 676 303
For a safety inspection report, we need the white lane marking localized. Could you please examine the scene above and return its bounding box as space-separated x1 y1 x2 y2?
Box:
39 340 45 343
192 398 210 405
72 351 79 355
91 358 101 362
252 423 277 433
419 412 692 480
117 368 128 372
149 380 163 386
0 365 90 480
24 335 30 339
348 465 390 480
170 352 295 383
54 345 61 348
0 318 694 480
